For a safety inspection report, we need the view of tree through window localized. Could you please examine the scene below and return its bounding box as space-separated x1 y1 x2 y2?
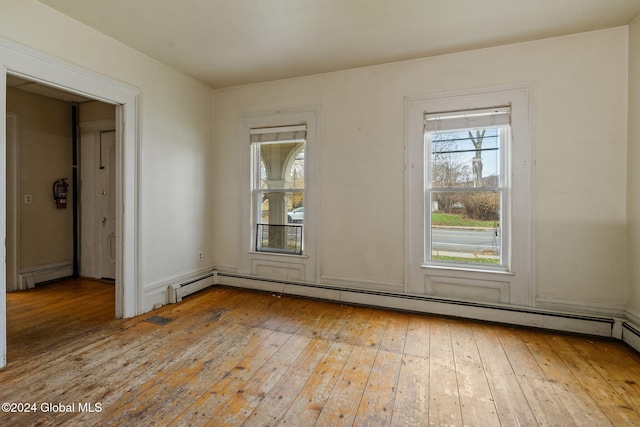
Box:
428 126 505 266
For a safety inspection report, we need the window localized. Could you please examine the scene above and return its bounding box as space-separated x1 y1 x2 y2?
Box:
406 87 532 305
251 125 306 255
238 107 318 282
425 107 510 269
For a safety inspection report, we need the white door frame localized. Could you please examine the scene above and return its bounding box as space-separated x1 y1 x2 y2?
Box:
5 113 19 292
0 37 141 368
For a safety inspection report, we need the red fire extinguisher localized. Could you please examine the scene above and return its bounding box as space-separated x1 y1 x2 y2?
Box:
53 178 69 209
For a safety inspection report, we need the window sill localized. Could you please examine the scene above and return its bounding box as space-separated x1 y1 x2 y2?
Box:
249 251 309 259
421 263 515 276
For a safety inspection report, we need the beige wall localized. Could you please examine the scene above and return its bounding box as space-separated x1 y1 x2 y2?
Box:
79 101 115 123
6 87 73 268
0 1 215 304
628 16 640 322
1 1 636 318
215 27 629 312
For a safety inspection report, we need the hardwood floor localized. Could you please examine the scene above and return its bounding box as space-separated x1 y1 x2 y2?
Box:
2 279 640 426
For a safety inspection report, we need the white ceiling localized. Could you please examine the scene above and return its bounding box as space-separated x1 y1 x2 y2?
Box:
39 0 640 89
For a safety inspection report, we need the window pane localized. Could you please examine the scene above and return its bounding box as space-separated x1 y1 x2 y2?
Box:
258 191 303 225
431 128 500 188
254 139 305 254
430 191 501 265
256 223 303 255
258 143 305 190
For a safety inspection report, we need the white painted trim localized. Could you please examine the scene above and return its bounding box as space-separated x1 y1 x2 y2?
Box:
537 296 627 318
168 271 217 303
0 36 142 367
622 322 640 354
79 119 116 132
217 272 616 337
0 66 6 368
405 85 534 306
5 113 20 291
20 261 74 288
319 275 405 293
143 265 217 311
625 308 640 326
237 107 320 283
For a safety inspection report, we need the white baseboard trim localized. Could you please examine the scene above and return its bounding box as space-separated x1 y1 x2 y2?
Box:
142 267 218 312
623 321 640 353
622 309 640 353
20 261 73 289
320 274 405 293
536 296 626 318
216 272 617 338
156 268 637 349
625 309 640 326
168 271 217 304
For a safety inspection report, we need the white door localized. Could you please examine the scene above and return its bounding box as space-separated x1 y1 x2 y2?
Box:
99 131 116 280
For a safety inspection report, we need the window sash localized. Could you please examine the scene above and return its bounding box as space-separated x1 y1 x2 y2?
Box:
250 125 306 144
425 106 511 133
251 133 306 254
426 188 506 269
424 124 510 270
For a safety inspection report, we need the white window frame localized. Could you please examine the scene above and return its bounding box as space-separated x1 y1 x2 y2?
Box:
425 115 510 271
237 108 319 282
406 86 534 306
251 125 306 255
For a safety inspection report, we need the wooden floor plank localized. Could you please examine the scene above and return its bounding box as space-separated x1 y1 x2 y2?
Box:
314 345 378 426
543 334 640 426
404 314 431 358
428 318 462 427
518 328 614 427
449 321 500 427
2 279 640 426
241 337 332 426
353 348 402 426
208 333 312 426
379 310 409 355
276 341 353 426
472 323 538 426
390 353 430 427
494 326 576 426
568 335 640 410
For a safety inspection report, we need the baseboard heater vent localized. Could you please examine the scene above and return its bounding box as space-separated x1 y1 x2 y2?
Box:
216 272 618 338
168 271 217 304
623 322 640 354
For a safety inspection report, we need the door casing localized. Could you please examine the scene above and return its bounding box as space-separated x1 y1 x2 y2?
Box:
0 36 142 368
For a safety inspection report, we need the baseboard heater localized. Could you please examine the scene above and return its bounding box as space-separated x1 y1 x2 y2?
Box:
215 271 621 339
623 322 640 353
168 271 217 304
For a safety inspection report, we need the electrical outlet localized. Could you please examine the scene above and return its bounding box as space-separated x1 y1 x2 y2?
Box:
198 252 203 261
24 195 32 204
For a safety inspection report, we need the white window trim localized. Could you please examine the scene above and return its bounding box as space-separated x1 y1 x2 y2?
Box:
406 86 534 306
425 125 510 271
237 108 320 282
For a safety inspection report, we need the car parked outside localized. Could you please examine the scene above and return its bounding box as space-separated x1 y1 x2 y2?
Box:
287 207 304 223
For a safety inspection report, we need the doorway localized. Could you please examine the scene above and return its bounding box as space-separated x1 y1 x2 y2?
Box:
1 37 142 368
6 77 117 287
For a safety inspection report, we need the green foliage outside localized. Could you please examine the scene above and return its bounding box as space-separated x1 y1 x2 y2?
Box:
432 255 499 264
432 212 498 228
